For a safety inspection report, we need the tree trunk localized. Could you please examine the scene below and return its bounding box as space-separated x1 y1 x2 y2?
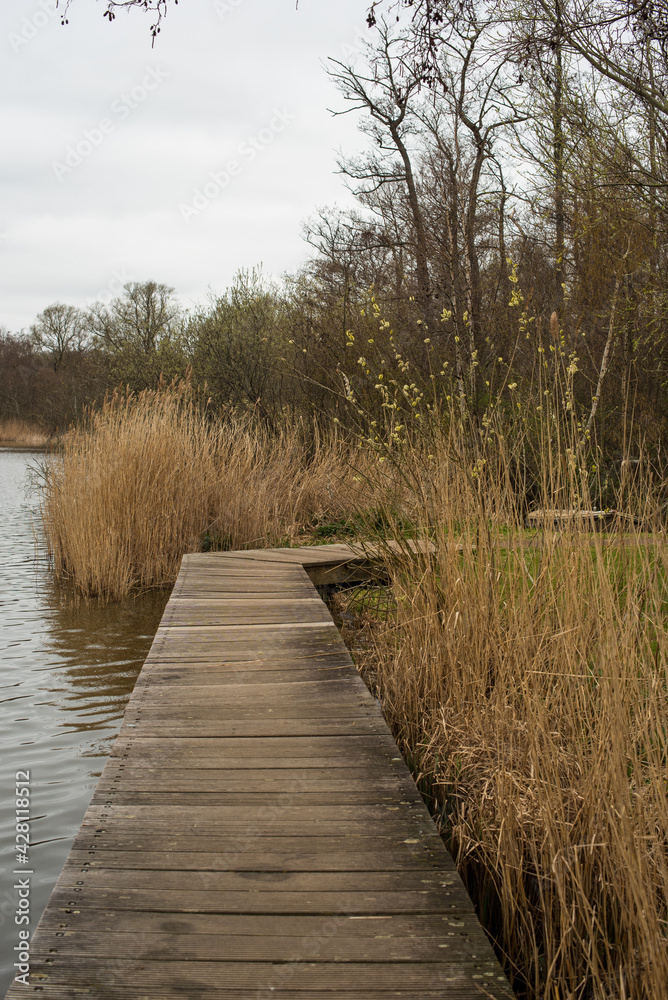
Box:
554 27 565 317
390 123 432 328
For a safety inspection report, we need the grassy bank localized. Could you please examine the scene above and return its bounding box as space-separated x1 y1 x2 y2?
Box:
0 418 51 446
39 383 668 998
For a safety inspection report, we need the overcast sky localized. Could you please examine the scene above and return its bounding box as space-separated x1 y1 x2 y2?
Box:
0 0 373 332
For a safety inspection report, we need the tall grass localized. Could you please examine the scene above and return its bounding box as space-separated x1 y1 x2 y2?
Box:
40 382 377 599
0 418 50 446
343 405 668 1000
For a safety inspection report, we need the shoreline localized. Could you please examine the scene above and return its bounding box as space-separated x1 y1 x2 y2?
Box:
0 421 53 449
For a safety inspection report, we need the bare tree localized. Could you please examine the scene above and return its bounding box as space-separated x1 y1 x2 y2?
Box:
30 303 85 372
328 27 435 325
88 280 181 355
417 15 528 401
57 0 668 124
57 0 173 41
371 0 668 123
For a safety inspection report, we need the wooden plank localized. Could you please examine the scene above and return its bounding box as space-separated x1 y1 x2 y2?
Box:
137 655 357 678
55 867 463 893
171 584 318 594
3 548 512 1000
91 791 424 807
172 567 318 581
36 910 475 936
116 719 389 738
144 624 351 662
128 685 377 706
41 885 479 916
177 557 312 576
185 545 368 567
130 665 360 686
94 765 417 788
153 621 343 634
76 803 437 834
266 544 367 558
14 989 506 1000
12 989 507 1000
10 957 513 997
94 766 418 790
159 598 333 626
174 587 320 598
106 753 402 770
30 927 491 963
173 574 316 586
65 848 449 872
70 832 448 857
108 734 402 758
126 688 378 710
177 562 312 572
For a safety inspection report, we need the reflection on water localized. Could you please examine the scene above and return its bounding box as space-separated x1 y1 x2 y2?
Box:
0 449 170 995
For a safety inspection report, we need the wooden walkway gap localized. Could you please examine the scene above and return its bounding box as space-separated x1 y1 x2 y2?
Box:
5 544 513 1000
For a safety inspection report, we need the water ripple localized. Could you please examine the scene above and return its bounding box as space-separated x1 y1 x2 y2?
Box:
0 449 169 995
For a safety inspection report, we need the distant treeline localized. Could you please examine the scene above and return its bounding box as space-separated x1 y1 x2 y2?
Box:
4 13 668 467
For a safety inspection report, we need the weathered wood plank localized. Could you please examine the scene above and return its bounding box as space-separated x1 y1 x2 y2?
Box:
77 803 437 836
137 656 357 679
65 848 449 872
185 546 367 567
94 765 417 789
131 666 360 687
126 691 377 709
129 679 377 702
129 698 380 717
40 885 480 916
123 717 380 736
144 623 351 662
30 927 490 963
108 734 402 758
92 790 425 807
10 957 513 998
11 989 506 1000
55 867 463 893
36 910 475 936
116 720 389 738
70 832 448 857
160 598 333 626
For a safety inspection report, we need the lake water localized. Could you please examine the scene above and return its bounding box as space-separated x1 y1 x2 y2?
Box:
0 449 170 995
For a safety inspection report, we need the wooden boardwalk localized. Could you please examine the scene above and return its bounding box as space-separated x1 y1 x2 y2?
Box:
5 545 513 1000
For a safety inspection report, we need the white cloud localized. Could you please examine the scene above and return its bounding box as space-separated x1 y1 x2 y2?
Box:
0 0 368 330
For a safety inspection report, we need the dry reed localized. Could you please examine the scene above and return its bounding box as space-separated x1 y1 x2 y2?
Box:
39 382 378 599
0 418 50 446
343 412 668 1000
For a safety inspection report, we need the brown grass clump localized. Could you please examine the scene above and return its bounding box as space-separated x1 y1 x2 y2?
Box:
344 418 668 1000
0 418 50 446
39 381 378 599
